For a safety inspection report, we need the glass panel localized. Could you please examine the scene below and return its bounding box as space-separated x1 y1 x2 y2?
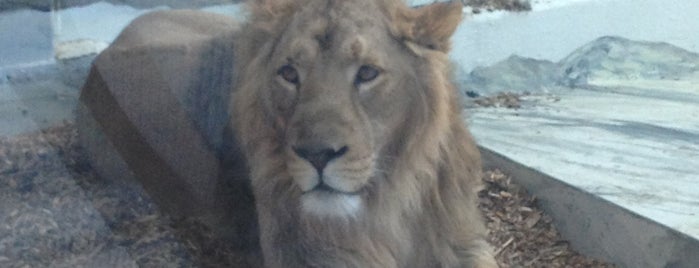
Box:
1 1 697 267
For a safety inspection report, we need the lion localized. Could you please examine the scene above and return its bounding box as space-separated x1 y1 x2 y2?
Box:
230 0 497 267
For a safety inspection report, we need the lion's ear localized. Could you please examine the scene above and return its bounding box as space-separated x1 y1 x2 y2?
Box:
410 1 463 52
247 0 297 29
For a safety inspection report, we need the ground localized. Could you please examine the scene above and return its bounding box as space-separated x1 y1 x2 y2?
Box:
0 124 613 267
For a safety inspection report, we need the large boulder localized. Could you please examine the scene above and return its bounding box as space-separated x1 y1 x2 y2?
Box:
559 36 699 86
464 55 558 95
77 10 256 242
461 36 699 96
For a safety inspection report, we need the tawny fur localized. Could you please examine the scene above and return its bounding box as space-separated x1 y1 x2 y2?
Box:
230 0 497 267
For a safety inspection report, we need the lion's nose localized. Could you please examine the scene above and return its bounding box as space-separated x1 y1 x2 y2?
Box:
293 145 348 174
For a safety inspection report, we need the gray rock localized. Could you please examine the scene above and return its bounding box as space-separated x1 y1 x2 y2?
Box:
559 36 699 86
77 9 255 240
461 35 699 95
464 55 557 95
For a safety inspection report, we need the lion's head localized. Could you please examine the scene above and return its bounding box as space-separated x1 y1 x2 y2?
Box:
234 0 465 216
232 0 493 266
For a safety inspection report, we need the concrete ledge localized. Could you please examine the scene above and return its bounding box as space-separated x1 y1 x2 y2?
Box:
479 146 699 268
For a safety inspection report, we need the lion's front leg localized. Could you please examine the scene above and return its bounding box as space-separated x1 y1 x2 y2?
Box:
453 239 499 268
467 251 499 268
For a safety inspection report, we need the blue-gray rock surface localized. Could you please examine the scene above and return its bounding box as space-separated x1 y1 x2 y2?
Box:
461 36 699 95
559 36 699 86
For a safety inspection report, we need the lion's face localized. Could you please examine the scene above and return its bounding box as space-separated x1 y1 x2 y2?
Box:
236 0 463 219
270 3 423 218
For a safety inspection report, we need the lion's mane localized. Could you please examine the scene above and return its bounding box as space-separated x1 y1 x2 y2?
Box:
230 0 496 267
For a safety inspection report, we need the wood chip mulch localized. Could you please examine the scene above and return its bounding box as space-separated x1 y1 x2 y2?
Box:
473 92 525 109
462 0 532 13
480 170 615 267
0 124 614 267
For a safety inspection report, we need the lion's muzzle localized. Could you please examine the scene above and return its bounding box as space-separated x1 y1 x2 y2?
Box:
286 117 373 217
292 144 349 175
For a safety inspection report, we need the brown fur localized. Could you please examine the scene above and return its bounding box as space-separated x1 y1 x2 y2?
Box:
230 0 497 267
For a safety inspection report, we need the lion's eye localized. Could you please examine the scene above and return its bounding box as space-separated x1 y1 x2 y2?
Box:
278 65 299 84
355 65 380 84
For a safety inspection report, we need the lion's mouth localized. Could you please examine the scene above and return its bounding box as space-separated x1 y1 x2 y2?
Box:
304 181 363 196
300 182 364 218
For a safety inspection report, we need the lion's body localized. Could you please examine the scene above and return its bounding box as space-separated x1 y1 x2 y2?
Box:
231 0 497 267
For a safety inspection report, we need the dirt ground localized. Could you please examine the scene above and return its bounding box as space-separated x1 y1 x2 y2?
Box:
0 123 614 267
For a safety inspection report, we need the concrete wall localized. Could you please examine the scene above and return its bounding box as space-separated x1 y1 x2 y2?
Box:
480 147 699 268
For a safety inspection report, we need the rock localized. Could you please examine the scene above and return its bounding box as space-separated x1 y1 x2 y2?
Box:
77 10 254 237
464 55 558 95
559 36 699 86
462 35 699 95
